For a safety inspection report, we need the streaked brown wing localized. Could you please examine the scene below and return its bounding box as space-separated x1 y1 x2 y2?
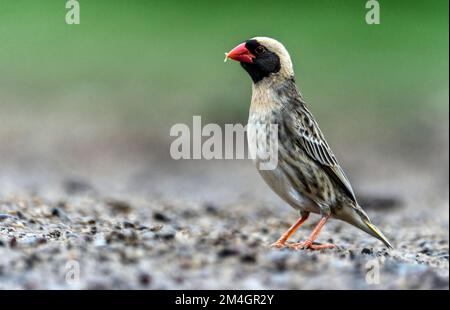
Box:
283 105 357 204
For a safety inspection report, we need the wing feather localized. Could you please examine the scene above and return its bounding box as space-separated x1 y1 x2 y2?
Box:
283 105 357 203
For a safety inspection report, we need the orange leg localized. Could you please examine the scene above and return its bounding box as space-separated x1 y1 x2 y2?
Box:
289 215 336 250
271 212 310 249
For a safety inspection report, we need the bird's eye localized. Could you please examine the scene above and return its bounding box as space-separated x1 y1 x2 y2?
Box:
255 46 266 55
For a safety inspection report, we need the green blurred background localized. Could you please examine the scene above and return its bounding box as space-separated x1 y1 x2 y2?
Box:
0 0 448 146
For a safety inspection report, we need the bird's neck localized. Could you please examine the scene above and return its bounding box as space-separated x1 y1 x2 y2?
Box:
250 75 301 113
250 80 279 113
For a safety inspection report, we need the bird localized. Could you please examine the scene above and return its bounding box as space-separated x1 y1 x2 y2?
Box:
225 37 392 250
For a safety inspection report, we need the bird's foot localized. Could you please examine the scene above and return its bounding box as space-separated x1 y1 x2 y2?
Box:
270 241 287 249
287 240 336 251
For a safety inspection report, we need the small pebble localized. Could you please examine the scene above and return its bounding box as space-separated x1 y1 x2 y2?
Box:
138 273 152 286
153 212 170 223
240 253 257 264
217 247 239 258
155 226 176 240
0 214 14 221
141 231 156 240
51 208 71 222
48 230 62 239
16 211 27 220
106 199 132 214
361 248 373 255
123 221 135 229
204 203 219 215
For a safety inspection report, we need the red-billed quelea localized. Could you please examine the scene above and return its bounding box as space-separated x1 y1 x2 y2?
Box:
225 37 392 250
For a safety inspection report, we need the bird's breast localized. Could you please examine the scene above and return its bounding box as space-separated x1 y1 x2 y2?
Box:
247 108 280 165
247 110 318 214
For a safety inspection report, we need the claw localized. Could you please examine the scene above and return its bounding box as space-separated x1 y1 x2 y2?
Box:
270 241 286 249
287 240 336 251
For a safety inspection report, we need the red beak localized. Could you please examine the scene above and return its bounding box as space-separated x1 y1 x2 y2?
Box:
225 42 255 63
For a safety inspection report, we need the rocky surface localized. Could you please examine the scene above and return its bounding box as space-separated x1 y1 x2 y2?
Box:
0 128 448 289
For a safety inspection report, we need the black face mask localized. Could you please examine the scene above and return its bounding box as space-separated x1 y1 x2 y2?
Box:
241 40 281 83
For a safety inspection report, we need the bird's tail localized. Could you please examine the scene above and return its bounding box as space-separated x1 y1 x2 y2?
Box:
361 218 393 249
341 205 393 249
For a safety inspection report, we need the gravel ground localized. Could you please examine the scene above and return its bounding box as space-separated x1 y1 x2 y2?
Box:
0 127 448 289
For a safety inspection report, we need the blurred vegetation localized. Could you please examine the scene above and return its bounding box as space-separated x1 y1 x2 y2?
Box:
0 0 448 141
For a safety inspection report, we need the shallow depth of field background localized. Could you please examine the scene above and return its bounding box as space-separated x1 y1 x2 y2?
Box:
1 0 448 140
0 0 448 289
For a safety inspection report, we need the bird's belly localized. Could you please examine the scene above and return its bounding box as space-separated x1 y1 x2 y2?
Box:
257 165 320 214
248 111 319 214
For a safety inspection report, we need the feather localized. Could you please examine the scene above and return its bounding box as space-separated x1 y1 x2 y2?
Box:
283 97 358 204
